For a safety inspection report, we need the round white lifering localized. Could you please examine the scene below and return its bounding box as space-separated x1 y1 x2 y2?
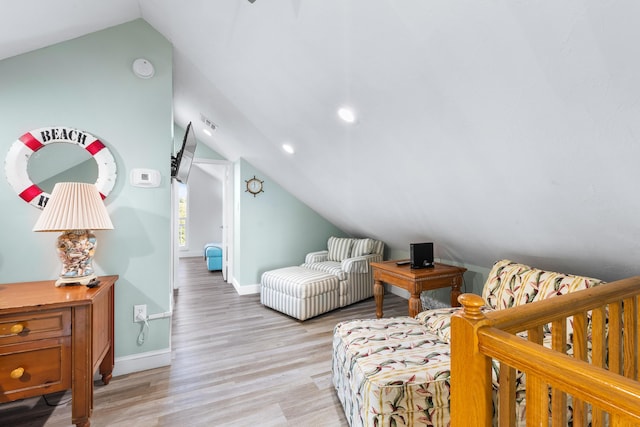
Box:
4 126 117 209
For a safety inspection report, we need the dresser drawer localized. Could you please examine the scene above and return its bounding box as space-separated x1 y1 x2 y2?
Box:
0 337 71 402
0 309 71 345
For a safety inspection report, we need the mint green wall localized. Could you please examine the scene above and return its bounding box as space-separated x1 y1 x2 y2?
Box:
234 158 347 286
0 20 173 359
39 159 98 194
194 139 225 160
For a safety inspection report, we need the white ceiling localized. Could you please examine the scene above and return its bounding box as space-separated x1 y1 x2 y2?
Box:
2 0 639 281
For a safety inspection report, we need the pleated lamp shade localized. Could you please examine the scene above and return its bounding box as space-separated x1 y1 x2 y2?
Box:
33 182 114 232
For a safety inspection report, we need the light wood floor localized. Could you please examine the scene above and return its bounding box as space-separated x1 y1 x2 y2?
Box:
1 257 409 427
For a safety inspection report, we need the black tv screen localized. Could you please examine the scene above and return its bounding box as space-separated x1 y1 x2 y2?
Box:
171 122 197 183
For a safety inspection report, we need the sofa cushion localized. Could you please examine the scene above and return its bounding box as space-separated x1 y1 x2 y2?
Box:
261 266 339 298
416 306 493 344
302 261 347 281
261 266 341 321
482 259 605 310
371 239 385 256
333 317 452 427
351 238 374 257
327 236 354 262
342 254 382 274
415 259 605 345
304 250 329 264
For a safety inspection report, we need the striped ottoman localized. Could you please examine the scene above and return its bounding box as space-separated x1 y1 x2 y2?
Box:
260 266 340 321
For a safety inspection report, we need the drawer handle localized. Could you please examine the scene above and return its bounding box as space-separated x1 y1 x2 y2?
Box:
10 323 24 334
10 367 25 379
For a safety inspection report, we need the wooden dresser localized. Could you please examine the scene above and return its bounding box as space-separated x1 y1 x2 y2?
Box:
0 275 117 427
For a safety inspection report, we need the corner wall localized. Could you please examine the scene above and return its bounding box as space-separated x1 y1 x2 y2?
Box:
0 19 173 371
233 158 347 292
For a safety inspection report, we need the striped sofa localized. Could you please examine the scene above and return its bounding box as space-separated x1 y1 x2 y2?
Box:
260 237 384 321
332 259 605 426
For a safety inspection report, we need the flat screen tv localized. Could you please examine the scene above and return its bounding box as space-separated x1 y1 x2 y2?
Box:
171 121 197 183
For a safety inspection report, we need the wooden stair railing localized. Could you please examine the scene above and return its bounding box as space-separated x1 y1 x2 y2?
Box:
451 276 640 426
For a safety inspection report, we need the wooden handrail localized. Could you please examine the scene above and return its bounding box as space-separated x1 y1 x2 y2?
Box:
451 276 640 427
487 276 640 333
478 327 640 423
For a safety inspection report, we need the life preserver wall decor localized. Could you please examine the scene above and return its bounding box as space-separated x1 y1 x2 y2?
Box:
5 126 117 209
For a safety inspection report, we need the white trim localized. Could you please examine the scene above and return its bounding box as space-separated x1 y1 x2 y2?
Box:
112 348 172 377
387 284 410 299
233 277 260 295
233 281 408 297
190 157 234 283
179 250 202 258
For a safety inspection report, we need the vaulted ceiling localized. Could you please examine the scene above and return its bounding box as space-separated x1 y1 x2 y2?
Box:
2 0 639 281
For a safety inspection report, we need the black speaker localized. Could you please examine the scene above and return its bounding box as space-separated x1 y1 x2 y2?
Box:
410 242 434 269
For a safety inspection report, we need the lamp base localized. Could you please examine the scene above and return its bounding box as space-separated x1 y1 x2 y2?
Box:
55 229 98 287
55 273 97 287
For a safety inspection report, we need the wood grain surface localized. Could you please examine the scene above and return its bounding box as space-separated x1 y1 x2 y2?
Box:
1 257 408 427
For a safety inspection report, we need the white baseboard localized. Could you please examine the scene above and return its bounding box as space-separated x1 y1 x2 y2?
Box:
179 250 202 258
231 281 412 298
386 284 409 299
231 281 403 298
232 277 260 295
111 288 402 378
112 348 172 377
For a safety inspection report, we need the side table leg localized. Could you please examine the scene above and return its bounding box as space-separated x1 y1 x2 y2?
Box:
374 279 384 318
409 292 421 318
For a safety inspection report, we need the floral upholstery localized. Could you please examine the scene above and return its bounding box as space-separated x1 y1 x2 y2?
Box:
333 259 605 426
482 259 604 311
416 307 477 345
332 317 452 427
416 259 605 346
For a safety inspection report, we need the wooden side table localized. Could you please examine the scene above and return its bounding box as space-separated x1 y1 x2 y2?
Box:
0 275 117 427
371 260 466 318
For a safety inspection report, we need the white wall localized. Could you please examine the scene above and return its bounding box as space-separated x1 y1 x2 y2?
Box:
180 163 223 257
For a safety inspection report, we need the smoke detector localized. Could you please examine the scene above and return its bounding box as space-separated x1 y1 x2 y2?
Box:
200 113 218 132
132 58 155 79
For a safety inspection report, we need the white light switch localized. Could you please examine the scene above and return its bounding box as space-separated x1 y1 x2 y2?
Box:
130 168 161 188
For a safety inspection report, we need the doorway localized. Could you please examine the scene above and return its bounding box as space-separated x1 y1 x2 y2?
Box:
171 158 233 292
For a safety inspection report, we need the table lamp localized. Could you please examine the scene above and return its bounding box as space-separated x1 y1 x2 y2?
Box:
33 182 114 287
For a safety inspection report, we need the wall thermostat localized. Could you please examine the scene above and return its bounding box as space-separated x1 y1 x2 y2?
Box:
130 168 161 188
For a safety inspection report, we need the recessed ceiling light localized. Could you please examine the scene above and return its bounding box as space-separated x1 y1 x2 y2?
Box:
203 128 212 137
282 143 295 154
337 107 356 123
